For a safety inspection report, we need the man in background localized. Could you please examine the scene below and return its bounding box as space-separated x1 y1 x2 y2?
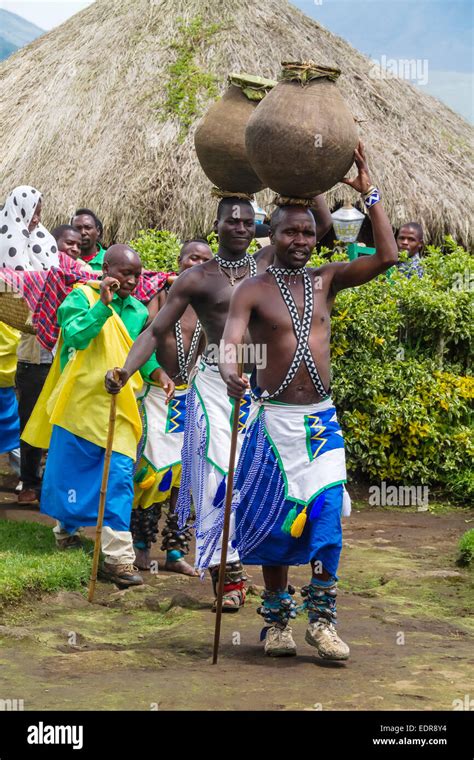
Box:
71 208 106 270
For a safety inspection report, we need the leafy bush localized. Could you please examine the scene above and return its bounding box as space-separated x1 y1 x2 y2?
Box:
129 229 181 272
324 238 473 499
456 529 474 567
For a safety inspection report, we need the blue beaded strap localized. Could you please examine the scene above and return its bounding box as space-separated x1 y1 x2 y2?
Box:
363 186 381 209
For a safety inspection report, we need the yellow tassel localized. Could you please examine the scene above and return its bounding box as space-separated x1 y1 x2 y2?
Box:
290 507 308 538
139 474 156 490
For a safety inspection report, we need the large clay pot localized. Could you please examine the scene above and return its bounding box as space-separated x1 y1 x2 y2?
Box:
194 73 276 194
245 62 358 198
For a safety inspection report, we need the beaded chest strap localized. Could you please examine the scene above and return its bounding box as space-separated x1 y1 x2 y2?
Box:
174 319 202 383
260 266 328 400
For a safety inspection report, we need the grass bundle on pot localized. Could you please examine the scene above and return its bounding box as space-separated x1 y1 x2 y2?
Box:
245 61 359 198
194 73 276 194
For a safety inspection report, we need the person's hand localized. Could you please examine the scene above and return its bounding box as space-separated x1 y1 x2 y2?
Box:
151 367 175 404
100 277 120 305
341 140 372 194
105 367 129 394
166 274 178 287
226 372 249 399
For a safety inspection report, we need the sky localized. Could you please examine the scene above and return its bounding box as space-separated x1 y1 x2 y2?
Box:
1 0 472 121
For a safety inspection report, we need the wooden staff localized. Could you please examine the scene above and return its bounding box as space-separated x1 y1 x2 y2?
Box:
212 361 244 665
88 370 120 603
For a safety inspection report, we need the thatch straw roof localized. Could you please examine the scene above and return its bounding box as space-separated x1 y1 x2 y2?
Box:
1 0 472 245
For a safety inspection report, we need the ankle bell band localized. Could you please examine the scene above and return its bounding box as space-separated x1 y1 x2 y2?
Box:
301 581 337 625
257 588 297 628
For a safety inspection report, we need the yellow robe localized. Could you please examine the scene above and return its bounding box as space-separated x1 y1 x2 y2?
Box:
23 285 142 460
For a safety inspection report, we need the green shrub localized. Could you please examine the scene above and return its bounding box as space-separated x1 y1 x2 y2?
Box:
129 229 181 272
326 238 473 498
457 529 474 567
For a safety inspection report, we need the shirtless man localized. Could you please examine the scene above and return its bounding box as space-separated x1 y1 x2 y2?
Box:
219 143 398 657
106 196 333 610
131 240 212 576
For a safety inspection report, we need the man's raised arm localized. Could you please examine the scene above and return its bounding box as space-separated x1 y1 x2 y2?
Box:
328 142 398 294
219 281 254 399
105 273 193 394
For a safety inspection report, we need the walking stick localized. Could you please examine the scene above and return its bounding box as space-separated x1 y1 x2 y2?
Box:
212 362 244 665
87 370 120 602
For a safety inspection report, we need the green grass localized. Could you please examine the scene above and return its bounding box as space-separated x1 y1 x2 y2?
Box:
0 521 92 606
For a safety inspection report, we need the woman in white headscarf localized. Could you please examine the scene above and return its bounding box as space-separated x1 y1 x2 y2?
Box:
0 185 60 271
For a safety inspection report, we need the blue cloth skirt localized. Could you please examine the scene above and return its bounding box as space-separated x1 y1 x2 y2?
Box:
41 425 134 532
0 386 20 453
234 417 343 575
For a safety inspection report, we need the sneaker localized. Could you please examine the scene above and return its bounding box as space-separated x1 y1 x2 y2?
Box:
305 620 350 661
99 562 144 588
264 626 297 657
56 534 83 551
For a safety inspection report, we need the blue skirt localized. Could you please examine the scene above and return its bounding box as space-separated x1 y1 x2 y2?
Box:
41 425 134 532
234 419 343 575
0 386 20 453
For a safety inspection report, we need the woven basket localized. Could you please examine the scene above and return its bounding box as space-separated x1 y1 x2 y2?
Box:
0 292 35 334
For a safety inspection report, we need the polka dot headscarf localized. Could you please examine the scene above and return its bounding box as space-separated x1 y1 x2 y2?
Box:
0 186 60 271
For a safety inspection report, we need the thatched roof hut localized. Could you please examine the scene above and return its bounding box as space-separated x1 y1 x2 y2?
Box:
1 0 472 245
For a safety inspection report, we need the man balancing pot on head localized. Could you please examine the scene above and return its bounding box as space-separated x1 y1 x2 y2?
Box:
219 142 399 658
106 195 333 611
130 239 212 577
23 245 174 588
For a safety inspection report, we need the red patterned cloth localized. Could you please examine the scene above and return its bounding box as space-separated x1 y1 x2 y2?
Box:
0 254 168 350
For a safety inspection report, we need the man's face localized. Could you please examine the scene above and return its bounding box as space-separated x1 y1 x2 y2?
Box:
103 254 142 298
72 214 100 252
28 199 42 233
57 229 82 259
179 243 213 273
214 203 255 255
270 209 316 268
397 226 423 257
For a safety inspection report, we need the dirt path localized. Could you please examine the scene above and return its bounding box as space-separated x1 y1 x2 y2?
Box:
0 468 473 711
